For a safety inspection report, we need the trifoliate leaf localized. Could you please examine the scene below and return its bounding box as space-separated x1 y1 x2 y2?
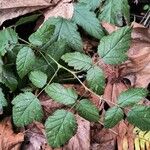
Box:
29 70 47 88
75 99 99 122
72 4 104 39
104 106 124 128
29 20 55 46
45 83 78 105
48 17 83 51
99 0 130 26
12 92 43 127
16 47 36 78
78 0 102 11
118 88 148 107
61 52 93 71
16 14 41 26
45 109 77 148
0 88 7 107
98 26 131 64
0 28 18 56
127 106 150 131
2 68 18 91
86 66 105 95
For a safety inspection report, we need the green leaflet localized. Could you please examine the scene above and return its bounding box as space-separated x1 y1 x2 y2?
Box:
0 88 7 111
61 52 93 71
98 26 131 65
32 57 49 73
12 92 43 127
104 106 124 128
72 4 104 39
78 0 102 11
75 99 99 122
47 17 83 51
16 14 41 26
0 57 3 83
127 106 150 131
118 88 148 107
16 47 36 78
29 20 55 46
2 68 18 91
29 70 47 88
46 39 67 63
45 83 78 105
45 109 77 148
0 28 18 56
86 66 105 95
99 0 130 26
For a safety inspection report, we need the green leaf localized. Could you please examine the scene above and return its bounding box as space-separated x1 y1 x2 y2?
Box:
0 88 7 107
48 17 83 51
46 39 66 63
78 0 102 11
98 26 131 64
127 106 150 131
99 0 130 26
0 57 3 83
72 4 104 39
45 83 78 105
0 28 18 56
86 66 105 95
118 88 148 107
12 92 43 127
2 68 18 91
76 99 99 122
16 14 41 26
29 20 55 46
45 109 77 148
61 52 93 71
104 106 124 128
16 47 36 78
29 70 47 88
32 57 49 72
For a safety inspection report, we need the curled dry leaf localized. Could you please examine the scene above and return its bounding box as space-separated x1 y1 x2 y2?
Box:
39 94 64 118
22 122 52 150
121 27 150 88
91 128 116 150
0 0 52 26
0 0 73 26
0 117 24 150
43 0 74 21
63 115 90 150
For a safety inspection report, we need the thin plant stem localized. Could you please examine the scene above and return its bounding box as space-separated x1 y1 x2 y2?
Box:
37 67 60 98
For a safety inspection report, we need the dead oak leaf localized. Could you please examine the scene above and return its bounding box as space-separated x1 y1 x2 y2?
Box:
0 0 52 26
22 122 50 150
43 0 74 21
0 0 73 26
0 117 24 150
63 115 90 150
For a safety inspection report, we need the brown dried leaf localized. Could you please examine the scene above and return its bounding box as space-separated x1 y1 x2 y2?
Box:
22 122 53 150
63 115 90 150
101 22 119 34
0 0 52 26
0 117 24 150
43 0 74 21
91 128 116 150
121 26 150 88
39 94 64 118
